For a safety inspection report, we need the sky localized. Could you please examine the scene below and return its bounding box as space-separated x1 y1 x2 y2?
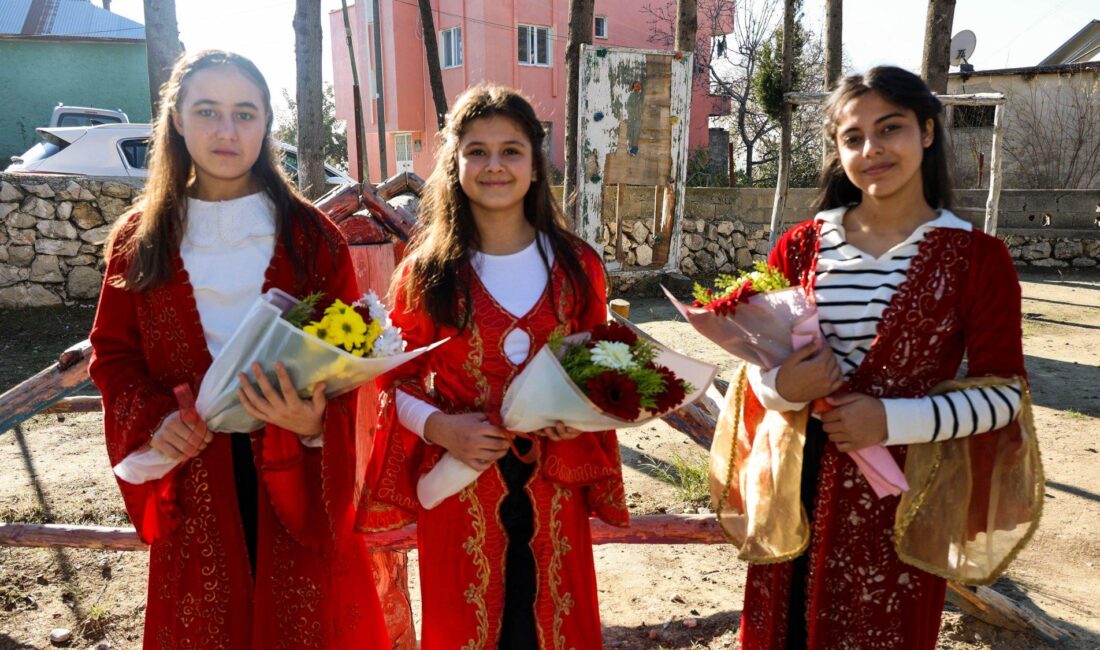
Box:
105 0 1098 116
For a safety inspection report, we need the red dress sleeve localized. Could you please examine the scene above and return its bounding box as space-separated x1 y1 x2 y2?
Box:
88 217 181 544
962 233 1026 380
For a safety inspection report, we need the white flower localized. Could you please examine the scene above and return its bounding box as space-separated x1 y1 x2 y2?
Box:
589 341 636 370
355 291 390 325
371 326 406 357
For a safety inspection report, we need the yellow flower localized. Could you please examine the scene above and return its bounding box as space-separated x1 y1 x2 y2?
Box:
324 299 353 318
362 318 384 354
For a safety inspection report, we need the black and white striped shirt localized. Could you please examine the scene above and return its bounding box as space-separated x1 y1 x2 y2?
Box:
749 208 1022 445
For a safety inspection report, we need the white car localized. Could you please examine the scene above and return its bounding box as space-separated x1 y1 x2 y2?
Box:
5 124 354 185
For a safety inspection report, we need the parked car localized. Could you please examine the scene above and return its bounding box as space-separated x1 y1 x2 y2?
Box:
5 124 354 186
48 105 129 128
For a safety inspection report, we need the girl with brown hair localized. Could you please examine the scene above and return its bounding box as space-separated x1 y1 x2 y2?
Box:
89 50 389 648
363 84 628 649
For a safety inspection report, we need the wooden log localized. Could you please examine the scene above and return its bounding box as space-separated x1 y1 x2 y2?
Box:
0 340 93 434
946 583 1075 644
40 396 102 414
374 171 425 201
0 523 147 551
609 299 631 319
313 182 363 224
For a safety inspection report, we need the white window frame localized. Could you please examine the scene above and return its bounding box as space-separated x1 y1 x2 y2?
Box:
441 26 462 69
518 24 552 67
594 16 608 39
394 133 414 166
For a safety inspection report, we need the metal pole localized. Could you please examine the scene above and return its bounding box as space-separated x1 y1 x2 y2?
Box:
371 0 389 179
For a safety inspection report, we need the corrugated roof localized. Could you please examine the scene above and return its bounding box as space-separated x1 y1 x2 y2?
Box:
0 0 144 40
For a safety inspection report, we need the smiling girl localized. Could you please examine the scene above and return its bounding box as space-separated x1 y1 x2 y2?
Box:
728 66 1040 648
362 84 627 649
89 50 388 648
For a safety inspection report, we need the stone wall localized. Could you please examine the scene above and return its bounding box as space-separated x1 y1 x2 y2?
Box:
0 174 140 307
3 176 1099 307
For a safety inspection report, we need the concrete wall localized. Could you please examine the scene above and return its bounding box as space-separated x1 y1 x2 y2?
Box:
3 175 1098 307
0 40 152 166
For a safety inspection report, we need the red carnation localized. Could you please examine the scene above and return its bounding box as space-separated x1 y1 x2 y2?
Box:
352 303 374 325
651 364 688 413
584 370 642 420
588 321 639 346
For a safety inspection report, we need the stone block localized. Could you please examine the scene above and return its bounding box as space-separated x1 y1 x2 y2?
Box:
23 183 55 199
632 221 650 243
714 248 728 269
1055 192 1100 214
1085 240 1100 258
695 251 716 273
101 181 134 199
20 196 54 219
8 245 33 266
30 255 63 283
729 232 748 249
680 256 698 276
1023 241 1051 260
0 282 62 307
635 244 654 267
35 238 80 256
734 248 753 268
682 219 696 233
684 234 706 251
0 181 24 201
0 246 5 264
98 196 131 223
67 265 103 299
67 254 96 266
1053 241 1083 260
37 220 78 239
754 239 771 255
79 243 101 254
0 202 17 221
70 202 104 229
1071 257 1097 267
1030 258 1067 268
705 242 720 255
716 221 734 236
6 211 36 229
56 201 73 221
0 264 30 287
10 228 35 245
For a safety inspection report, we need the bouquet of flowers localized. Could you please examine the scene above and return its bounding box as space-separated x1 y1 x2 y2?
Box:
417 320 718 508
666 262 907 499
113 288 445 484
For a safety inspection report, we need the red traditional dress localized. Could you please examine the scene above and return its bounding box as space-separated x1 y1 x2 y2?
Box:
89 207 390 649
361 239 629 649
736 219 1034 649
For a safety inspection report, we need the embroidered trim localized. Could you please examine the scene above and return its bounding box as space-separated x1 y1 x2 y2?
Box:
548 485 576 650
459 485 491 650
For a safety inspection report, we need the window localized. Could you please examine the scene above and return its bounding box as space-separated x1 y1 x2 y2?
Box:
441 27 462 68
394 133 414 172
119 138 149 169
594 16 607 39
953 105 995 128
518 24 552 67
57 113 124 127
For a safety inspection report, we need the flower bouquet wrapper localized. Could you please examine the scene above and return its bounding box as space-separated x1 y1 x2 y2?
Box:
416 331 719 509
113 288 446 484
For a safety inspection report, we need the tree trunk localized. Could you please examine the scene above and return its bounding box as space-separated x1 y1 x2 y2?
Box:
418 0 449 130
563 0 595 224
675 0 698 53
824 0 842 91
921 0 956 93
767 0 796 249
371 0 389 180
339 1 369 182
294 0 326 199
141 0 183 116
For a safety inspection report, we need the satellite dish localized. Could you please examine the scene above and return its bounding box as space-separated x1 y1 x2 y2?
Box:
950 30 977 72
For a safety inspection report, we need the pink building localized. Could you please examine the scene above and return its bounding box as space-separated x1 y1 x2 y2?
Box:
329 0 730 183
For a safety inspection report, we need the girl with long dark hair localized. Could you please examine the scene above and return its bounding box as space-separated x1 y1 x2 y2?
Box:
723 66 1041 648
89 50 389 648
362 84 628 649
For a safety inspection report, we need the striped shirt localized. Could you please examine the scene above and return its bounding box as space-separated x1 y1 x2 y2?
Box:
749 208 1022 445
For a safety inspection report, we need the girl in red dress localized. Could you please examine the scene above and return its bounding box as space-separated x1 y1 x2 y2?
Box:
721 67 1041 648
362 84 628 649
89 50 389 648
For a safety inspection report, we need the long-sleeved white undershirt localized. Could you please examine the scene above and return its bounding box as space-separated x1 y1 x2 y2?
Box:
395 235 554 439
747 208 1021 445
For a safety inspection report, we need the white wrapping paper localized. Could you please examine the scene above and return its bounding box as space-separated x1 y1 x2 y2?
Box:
113 288 446 484
417 331 719 509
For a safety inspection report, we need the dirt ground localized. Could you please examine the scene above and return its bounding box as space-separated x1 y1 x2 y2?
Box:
1 271 1098 650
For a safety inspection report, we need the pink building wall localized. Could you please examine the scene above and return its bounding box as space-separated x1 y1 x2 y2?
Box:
329 0 730 183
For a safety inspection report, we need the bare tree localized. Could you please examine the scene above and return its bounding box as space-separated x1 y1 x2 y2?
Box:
823 0 842 92
1005 82 1100 189
418 0 449 130
921 0 956 93
294 0 325 199
142 0 183 115
675 0 698 52
563 0 595 222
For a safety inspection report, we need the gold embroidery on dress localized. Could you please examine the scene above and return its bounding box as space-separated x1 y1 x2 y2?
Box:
462 325 491 409
548 485 576 650
178 462 232 648
460 485 491 650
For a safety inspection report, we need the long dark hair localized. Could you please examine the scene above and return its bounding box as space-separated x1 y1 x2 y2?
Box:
814 66 953 212
395 83 593 330
109 49 330 291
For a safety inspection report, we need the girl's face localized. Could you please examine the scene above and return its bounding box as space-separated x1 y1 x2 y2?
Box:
172 66 267 190
456 116 535 218
834 91 933 202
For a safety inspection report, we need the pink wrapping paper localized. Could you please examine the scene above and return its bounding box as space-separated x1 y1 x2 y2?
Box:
663 285 908 499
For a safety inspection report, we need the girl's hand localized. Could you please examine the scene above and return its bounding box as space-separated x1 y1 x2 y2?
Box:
238 362 326 437
150 410 213 460
775 338 844 403
820 392 887 452
537 421 583 442
424 412 510 471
